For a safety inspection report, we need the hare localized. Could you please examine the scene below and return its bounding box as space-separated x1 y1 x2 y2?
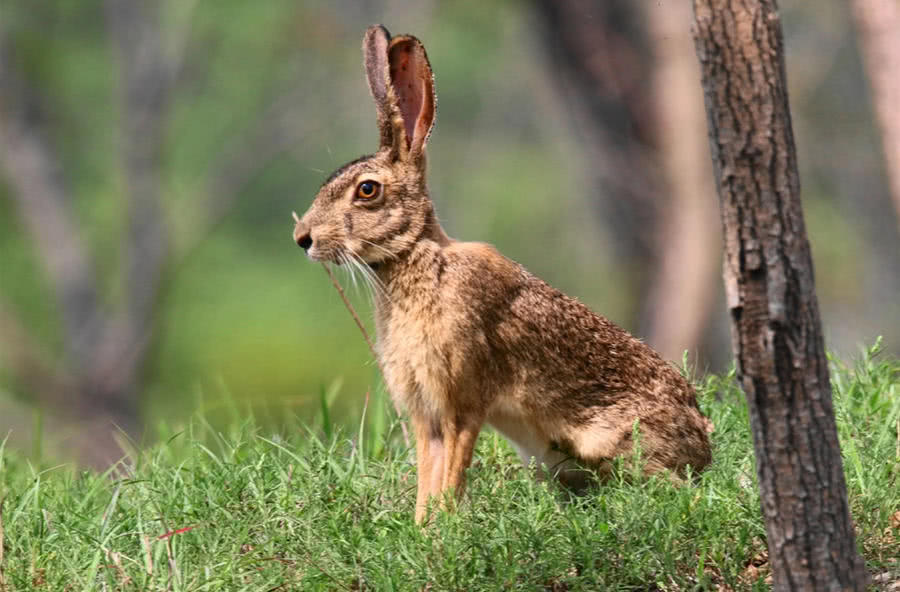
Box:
293 25 712 523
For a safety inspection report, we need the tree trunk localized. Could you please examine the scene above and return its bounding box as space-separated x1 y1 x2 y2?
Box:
691 1 869 590
850 0 900 229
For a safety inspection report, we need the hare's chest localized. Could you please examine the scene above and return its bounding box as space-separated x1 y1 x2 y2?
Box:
376 307 454 415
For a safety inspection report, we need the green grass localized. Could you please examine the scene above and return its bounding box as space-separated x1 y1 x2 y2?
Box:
1 343 898 591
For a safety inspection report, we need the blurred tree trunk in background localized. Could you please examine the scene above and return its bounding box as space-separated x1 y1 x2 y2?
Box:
693 0 869 590
533 0 660 307
534 0 722 364
851 0 900 229
0 2 174 463
0 28 132 463
641 0 720 363
0 1 310 466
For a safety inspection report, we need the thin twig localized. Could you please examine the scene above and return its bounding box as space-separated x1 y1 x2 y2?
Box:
0 493 7 592
142 535 153 577
165 535 178 592
319 261 410 448
321 262 376 353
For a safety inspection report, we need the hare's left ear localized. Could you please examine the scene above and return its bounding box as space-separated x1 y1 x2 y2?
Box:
387 35 436 162
363 25 403 152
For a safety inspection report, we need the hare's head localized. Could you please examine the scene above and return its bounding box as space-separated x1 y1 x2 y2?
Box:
293 25 437 266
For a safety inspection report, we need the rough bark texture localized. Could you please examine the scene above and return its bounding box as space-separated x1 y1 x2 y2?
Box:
850 0 900 229
692 1 869 590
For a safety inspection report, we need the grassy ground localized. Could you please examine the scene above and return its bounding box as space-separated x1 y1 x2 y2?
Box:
1 343 898 591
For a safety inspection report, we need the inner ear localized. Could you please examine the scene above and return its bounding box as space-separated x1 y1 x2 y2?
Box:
388 37 435 153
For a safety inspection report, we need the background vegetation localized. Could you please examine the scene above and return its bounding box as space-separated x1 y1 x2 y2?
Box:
1 0 898 463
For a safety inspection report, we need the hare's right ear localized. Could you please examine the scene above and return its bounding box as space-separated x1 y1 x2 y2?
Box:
387 35 435 163
363 25 404 154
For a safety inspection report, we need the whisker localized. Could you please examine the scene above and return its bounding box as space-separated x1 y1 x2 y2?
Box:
347 249 389 303
357 238 397 261
349 252 378 301
360 264 379 301
344 253 364 298
364 266 389 302
338 252 360 297
346 250 377 303
354 262 366 298
363 264 386 301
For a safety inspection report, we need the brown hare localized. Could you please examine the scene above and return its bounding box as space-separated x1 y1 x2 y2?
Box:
293 25 712 523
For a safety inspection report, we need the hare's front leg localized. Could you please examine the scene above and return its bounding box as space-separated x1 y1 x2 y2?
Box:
437 413 484 503
412 412 484 522
412 414 444 523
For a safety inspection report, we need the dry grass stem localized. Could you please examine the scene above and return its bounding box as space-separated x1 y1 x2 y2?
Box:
322 263 376 354
0 493 6 591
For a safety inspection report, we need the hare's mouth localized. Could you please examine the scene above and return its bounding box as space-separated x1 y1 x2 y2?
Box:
305 246 340 264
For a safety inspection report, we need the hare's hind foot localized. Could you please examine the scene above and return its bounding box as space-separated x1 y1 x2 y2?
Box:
487 410 591 488
489 405 710 491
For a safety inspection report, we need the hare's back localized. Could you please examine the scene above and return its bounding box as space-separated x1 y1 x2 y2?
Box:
436 241 712 473
442 241 684 395
445 244 691 404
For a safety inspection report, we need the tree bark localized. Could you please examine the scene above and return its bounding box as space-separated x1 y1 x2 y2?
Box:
850 0 900 229
692 1 869 590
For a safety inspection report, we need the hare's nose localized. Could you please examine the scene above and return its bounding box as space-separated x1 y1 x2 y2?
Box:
296 231 313 250
293 222 313 250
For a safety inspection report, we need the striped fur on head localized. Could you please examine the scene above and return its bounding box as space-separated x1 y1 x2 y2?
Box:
294 25 439 268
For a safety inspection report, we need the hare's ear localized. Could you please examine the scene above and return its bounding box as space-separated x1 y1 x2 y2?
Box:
363 25 403 153
387 35 436 162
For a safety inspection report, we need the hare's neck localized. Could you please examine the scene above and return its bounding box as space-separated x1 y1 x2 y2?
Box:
419 204 451 247
372 215 451 312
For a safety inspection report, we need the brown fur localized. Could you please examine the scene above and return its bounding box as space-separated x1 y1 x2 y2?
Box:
294 25 712 523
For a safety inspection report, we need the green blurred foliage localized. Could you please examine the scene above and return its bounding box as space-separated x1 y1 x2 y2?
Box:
1 0 898 448
1 0 607 437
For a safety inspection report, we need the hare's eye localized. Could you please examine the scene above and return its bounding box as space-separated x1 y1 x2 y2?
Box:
356 181 380 200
